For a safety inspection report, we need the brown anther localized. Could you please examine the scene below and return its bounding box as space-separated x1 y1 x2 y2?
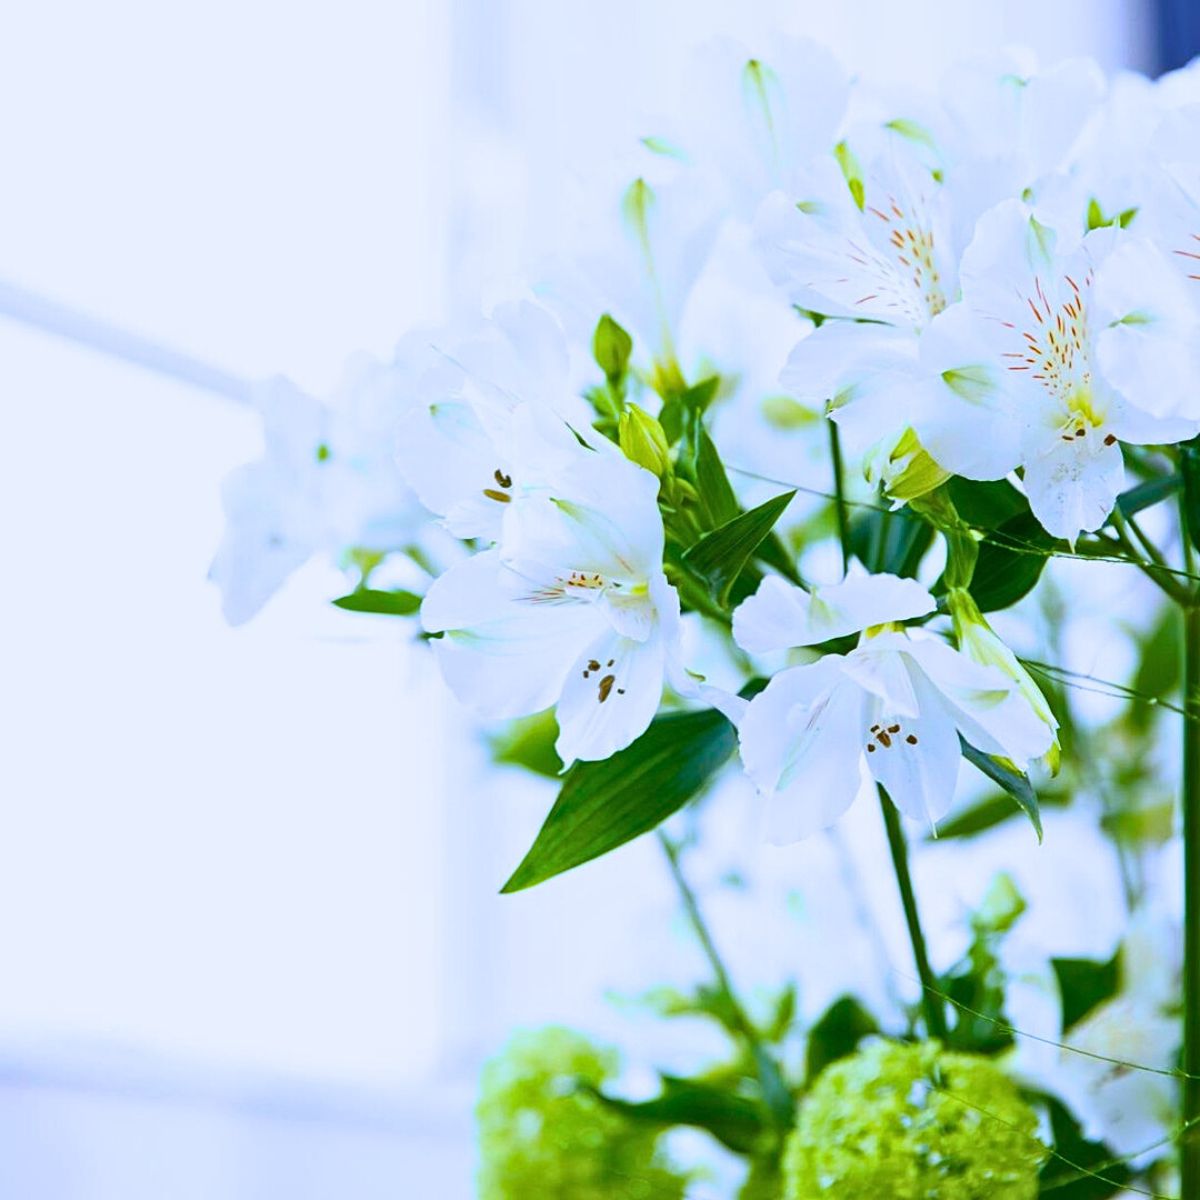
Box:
1075 427 1086 437
587 660 601 672
877 731 893 748
887 724 900 734
617 687 625 695
867 743 876 753
483 488 511 503
906 734 918 745
606 659 614 667
597 675 616 703
1104 433 1117 446
493 468 513 488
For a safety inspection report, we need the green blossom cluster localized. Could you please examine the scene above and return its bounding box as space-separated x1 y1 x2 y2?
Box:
783 1039 1045 1199
476 1026 687 1200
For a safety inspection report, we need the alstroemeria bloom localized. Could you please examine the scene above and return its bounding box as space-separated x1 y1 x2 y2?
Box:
733 574 1053 842
211 361 423 625
913 200 1200 542
421 442 683 765
395 302 593 541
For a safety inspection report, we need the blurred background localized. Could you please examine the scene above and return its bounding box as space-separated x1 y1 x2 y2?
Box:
0 1 1188 1196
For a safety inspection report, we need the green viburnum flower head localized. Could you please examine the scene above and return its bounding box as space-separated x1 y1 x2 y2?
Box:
476 1026 688 1200
783 1039 1046 1199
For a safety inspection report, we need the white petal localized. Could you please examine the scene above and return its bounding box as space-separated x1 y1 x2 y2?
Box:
864 665 962 828
1093 236 1200 422
839 635 922 717
555 628 666 765
904 634 1054 766
732 572 935 654
1022 428 1124 541
422 549 595 719
737 659 866 842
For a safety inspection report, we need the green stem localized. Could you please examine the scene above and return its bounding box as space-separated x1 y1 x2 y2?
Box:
656 830 795 1128
878 787 948 1041
1110 508 1192 606
828 419 851 575
1182 605 1200 1195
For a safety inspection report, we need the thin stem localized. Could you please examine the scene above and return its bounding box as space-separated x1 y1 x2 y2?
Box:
878 787 948 1041
1110 508 1192 606
827 419 851 575
656 830 795 1128
1181 605 1200 1195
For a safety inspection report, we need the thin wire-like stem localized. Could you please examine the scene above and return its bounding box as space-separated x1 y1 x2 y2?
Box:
878 786 948 1041
656 831 795 1128
1182 605 1200 1196
1110 508 1193 605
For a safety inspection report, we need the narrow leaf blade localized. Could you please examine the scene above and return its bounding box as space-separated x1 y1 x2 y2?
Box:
959 738 1042 841
502 708 737 892
682 490 796 605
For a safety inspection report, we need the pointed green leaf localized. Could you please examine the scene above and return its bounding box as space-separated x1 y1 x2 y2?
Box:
959 738 1041 841
932 790 1067 840
805 995 879 1083
682 490 796 605
501 708 737 893
1115 472 1180 520
1051 954 1120 1034
967 512 1055 612
331 588 422 616
694 428 740 529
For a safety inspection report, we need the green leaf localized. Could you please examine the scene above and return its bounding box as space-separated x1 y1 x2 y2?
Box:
934 790 1067 841
591 1075 769 1156
959 738 1042 841
331 588 422 616
764 984 797 1043
805 996 879 1082
501 708 737 892
1037 1095 1130 1198
489 710 562 778
1130 605 1182 731
850 505 935 577
660 376 720 445
1052 955 1120 1035
694 429 740 530
592 313 633 382
682 491 796 606
946 477 1029 530
968 512 1055 613
1115 472 1180 520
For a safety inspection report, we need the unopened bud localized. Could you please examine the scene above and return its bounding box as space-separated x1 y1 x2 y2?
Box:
864 427 950 504
618 403 672 479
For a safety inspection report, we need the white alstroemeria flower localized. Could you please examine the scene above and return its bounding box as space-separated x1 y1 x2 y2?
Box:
210 360 423 625
538 167 724 392
395 302 593 541
659 36 850 222
733 574 1053 842
760 134 966 471
1140 105 1200 302
912 200 1200 542
421 444 683 765
1007 860 1183 1170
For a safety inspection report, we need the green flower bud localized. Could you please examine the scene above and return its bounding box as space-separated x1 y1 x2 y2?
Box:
783 1040 1046 1200
477 1027 687 1200
947 587 1061 773
619 404 673 480
864 427 951 504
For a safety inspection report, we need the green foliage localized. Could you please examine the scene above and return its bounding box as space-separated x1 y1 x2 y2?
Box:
1179 439 1200 552
1051 955 1121 1034
594 313 633 383
682 491 797 606
476 1027 687 1200
968 511 1055 612
490 710 562 778
960 738 1042 841
804 995 879 1082
501 708 737 892
659 376 720 446
331 587 422 615
1036 1095 1131 1198
1130 604 1182 732
593 1074 771 1156
934 790 1068 841
850 504 934 577
1115 472 1180 520
946 477 1029 530
783 1040 1046 1199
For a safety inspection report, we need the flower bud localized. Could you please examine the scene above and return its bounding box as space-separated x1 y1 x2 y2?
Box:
864 427 950 504
618 403 672 480
947 587 1061 773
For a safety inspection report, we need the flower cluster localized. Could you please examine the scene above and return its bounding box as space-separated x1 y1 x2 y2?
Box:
206 35 1200 1197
